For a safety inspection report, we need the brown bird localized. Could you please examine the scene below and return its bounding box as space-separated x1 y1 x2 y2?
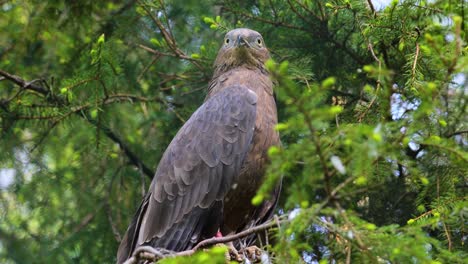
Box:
117 28 281 263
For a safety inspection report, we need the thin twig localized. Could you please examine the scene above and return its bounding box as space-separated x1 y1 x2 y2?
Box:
137 44 200 62
70 203 106 235
138 55 161 81
0 70 50 95
223 6 307 31
106 167 123 242
334 201 372 256
358 43 381 122
366 0 376 17
293 0 322 21
446 130 468 138
411 43 420 84
137 0 206 73
286 0 313 25
442 221 453 251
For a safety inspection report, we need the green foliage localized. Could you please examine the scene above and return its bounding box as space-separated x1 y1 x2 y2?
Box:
0 0 466 263
159 246 230 264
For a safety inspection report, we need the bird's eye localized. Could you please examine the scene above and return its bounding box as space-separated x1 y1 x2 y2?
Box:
225 38 230 45
256 38 262 45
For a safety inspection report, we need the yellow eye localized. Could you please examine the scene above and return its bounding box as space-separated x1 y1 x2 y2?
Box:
225 38 230 45
256 38 262 45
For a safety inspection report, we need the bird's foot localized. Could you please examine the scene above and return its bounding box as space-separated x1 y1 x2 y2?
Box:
227 242 243 262
214 230 243 262
240 246 262 263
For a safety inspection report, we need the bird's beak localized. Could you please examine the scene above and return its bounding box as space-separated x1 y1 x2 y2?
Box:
235 35 249 48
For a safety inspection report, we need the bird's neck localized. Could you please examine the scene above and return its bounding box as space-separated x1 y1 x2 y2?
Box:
206 66 272 100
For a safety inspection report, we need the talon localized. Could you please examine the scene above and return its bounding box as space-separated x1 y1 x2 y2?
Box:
240 246 262 263
227 242 243 262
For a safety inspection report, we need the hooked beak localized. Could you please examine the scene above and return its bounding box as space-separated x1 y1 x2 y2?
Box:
235 35 249 48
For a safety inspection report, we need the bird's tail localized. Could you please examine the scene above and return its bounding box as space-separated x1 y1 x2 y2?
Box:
116 195 150 264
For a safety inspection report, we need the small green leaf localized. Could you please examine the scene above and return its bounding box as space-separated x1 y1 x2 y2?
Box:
363 84 373 93
268 146 280 156
398 41 405 51
97 33 105 45
420 177 429 185
321 76 336 88
203 17 214 24
402 137 410 145
251 193 264 206
150 38 161 46
279 61 289 75
419 44 431 55
329 106 343 115
427 82 437 91
417 205 425 213
265 59 276 72
275 123 288 131
363 65 373 73
424 33 433 42
453 15 462 27
372 132 382 142
319 259 328 264
90 109 98 119
355 176 367 185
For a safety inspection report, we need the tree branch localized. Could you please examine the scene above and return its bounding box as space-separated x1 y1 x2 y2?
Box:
86 116 155 178
446 129 468 138
0 70 47 94
0 69 155 179
137 0 207 76
123 215 289 264
366 0 376 17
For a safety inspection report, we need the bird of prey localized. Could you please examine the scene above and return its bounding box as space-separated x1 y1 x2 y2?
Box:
117 28 281 263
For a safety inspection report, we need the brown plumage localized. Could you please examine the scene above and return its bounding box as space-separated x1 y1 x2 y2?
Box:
116 28 281 263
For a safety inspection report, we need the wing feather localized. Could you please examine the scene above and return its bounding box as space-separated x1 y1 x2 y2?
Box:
119 85 257 257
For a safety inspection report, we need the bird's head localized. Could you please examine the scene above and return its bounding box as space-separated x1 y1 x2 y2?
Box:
213 28 270 74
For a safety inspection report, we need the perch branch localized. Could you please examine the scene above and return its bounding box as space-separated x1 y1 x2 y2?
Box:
123 215 289 264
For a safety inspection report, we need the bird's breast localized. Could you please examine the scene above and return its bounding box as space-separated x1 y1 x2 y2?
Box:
221 70 279 233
